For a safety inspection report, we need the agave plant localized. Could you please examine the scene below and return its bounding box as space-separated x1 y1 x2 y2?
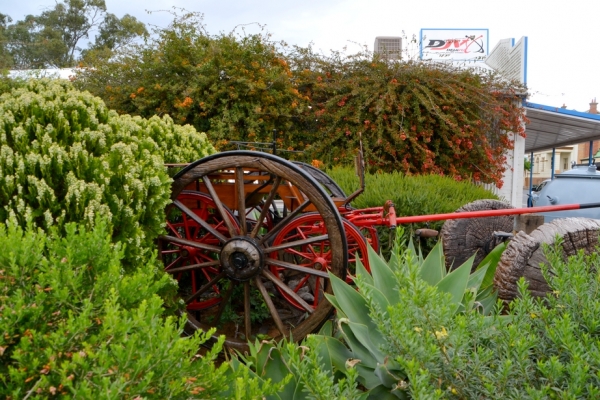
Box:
230 232 506 399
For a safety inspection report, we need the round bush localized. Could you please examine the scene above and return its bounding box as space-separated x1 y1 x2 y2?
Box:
0 79 215 266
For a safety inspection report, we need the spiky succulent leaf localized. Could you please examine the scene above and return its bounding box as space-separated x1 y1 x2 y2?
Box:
356 256 374 285
436 254 475 313
327 273 377 331
419 240 445 285
478 242 507 288
367 244 400 304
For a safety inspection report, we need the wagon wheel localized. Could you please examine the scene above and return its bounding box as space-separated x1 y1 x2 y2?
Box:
268 213 370 310
161 191 240 311
440 199 514 271
293 161 347 198
158 151 347 351
494 218 600 303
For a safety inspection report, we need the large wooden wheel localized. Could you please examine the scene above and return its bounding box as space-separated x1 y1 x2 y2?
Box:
158 151 348 351
440 199 514 271
494 217 600 302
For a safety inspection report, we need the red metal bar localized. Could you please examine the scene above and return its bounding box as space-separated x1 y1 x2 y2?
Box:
394 202 600 224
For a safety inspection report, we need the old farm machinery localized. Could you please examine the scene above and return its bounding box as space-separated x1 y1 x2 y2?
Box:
157 150 600 351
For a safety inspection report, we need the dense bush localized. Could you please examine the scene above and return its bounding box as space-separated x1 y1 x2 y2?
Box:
76 12 526 185
291 49 526 186
0 79 215 266
0 220 227 398
329 166 498 213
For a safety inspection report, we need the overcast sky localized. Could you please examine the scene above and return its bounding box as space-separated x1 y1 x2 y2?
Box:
3 0 599 112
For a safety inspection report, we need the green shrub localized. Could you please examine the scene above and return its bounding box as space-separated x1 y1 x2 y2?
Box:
0 79 215 265
0 219 232 399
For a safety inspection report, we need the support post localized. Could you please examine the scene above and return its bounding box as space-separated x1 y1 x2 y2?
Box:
551 147 555 179
590 140 594 165
529 151 534 194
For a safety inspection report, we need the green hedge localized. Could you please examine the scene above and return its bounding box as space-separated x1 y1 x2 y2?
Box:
0 79 215 266
0 220 283 399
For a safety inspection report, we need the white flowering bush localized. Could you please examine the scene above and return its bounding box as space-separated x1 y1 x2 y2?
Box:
0 79 215 266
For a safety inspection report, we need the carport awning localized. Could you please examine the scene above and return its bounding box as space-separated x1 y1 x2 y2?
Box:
524 102 600 153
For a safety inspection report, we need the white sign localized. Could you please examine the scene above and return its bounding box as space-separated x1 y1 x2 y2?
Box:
420 29 488 62
484 37 528 84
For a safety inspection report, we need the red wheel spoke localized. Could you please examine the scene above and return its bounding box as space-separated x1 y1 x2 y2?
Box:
173 199 227 243
281 247 315 261
259 199 311 245
165 221 183 238
264 234 329 253
312 277 321 308
293 274 311 292
163 255 184 271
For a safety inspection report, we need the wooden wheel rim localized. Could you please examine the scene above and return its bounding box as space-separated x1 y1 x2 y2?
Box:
164 151 348 351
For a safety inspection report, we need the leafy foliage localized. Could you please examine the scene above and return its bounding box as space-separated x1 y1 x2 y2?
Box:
0 13 12 70
312 233 600 398
76 11 307 149
0 78 215 265
3 0 147 69
0 219 231 399
318 233 501 398
230 337 365 400
233 233 503 399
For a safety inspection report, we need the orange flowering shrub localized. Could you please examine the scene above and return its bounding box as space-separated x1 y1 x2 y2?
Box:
290 49 527 186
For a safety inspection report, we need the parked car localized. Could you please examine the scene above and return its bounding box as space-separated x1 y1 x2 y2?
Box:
531 165 600 221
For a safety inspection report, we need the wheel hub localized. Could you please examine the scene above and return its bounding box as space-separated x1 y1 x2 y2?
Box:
313 256 329 270
220 237 264 281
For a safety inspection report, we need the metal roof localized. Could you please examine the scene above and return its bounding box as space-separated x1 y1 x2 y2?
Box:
524 102 600 153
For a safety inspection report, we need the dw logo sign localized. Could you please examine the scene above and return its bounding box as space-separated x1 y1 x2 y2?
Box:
424 35 485 54
420 29 488 61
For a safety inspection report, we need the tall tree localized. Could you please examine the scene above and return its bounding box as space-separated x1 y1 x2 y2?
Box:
5 0 147 69
0 13 12 69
